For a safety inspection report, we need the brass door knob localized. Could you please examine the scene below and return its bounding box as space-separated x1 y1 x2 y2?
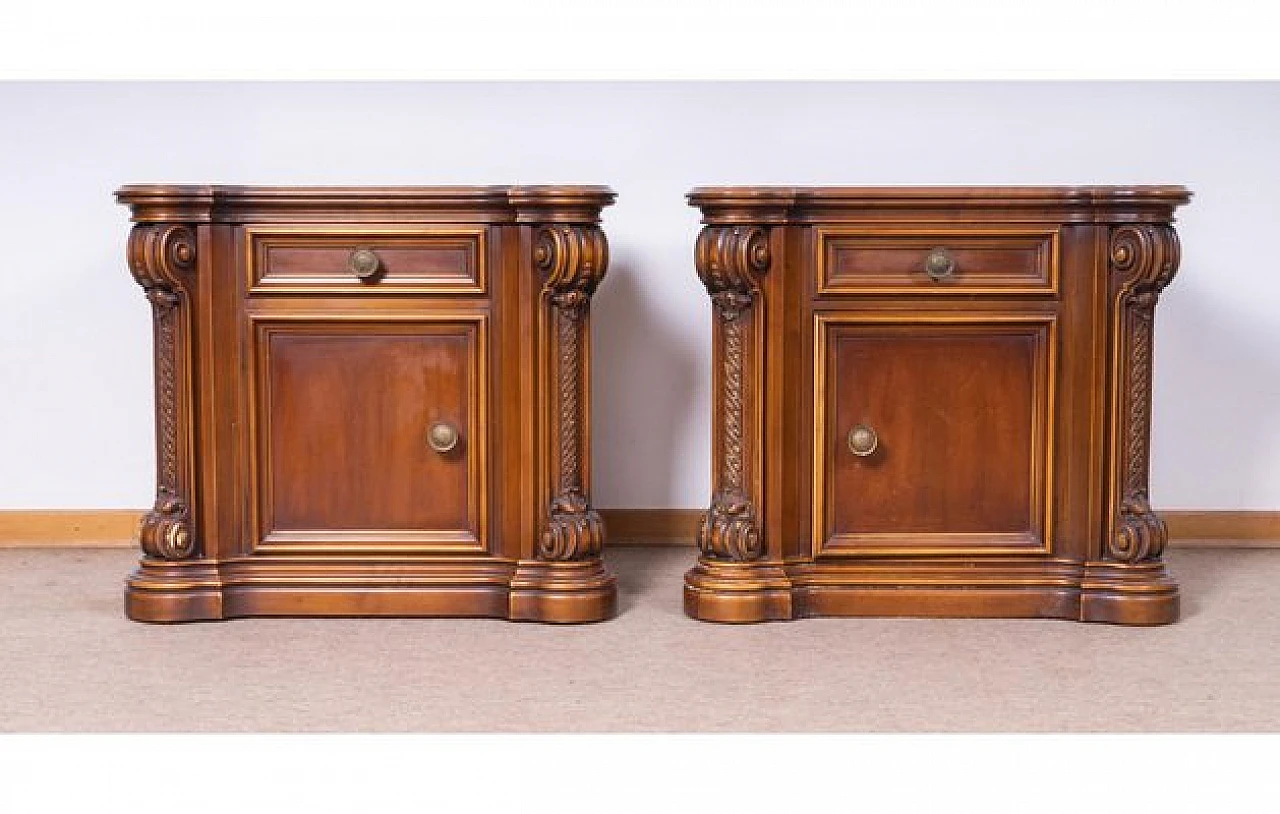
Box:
350 248 382 280
924 247 956 281
847 424 878 457
427 422 460 454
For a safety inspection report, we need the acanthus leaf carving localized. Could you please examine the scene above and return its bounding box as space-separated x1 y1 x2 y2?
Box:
697 488 764 561
695 225 771 561
536 225 607 561
1106 223 1180 564
127 223 198 561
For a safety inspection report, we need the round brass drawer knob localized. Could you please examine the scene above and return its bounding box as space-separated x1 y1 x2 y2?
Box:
924 247 956 281
350 248 382 280
847 424 879 457
427 422 460 454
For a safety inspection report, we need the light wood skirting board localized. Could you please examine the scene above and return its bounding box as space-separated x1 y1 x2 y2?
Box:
1 509 1278 548
0 511 147 547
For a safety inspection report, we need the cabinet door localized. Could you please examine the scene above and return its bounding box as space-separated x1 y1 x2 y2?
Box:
248 316 488 553
813 314 1057 556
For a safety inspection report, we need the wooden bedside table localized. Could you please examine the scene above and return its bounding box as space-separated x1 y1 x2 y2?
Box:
685 186 1190 625
117 185 616 623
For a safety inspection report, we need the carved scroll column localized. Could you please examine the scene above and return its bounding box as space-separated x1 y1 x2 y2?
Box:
1105 223 1181 564
695 225 771 561
534 224 608 561
126 223 199 560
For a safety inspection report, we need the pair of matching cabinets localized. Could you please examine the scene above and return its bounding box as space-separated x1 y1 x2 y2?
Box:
117 184 1190 626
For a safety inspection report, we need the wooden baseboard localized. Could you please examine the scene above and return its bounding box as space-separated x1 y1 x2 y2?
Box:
0 510 144 547
1 509 1277 548
600 509 702 545
1162 511 1280 544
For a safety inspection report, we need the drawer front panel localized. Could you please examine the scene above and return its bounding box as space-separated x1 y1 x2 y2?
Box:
247 226 487 295
817 228 1059 295
814 314 1056 556
249 315 488 553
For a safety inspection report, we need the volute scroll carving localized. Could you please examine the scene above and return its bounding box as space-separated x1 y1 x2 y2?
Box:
535 224 608 312
1106 223 1180 564
695 225 771 562
127 223 199 561
695 225 771 321
536 225 608 561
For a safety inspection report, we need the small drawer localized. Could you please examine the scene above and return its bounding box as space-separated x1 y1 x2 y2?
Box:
246 226 487 295
817 228 1059 295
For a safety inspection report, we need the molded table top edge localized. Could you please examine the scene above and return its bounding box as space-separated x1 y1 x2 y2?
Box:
116 184 615 197
115 185 618 223
688 185 1191 206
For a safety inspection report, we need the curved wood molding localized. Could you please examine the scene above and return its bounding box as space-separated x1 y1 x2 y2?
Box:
688 185 1191 223
116 185 617 225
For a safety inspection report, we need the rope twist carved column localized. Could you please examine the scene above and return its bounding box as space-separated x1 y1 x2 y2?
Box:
127 223 199 560
695 225 771 561
535 224 608 561
1106 223 1180 564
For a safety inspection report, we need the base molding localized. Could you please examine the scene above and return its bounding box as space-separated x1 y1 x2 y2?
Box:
684 557 1181 626
510 559 618 623
1078 560 1181 625
125 559 225 622
124 555 616 624
683 559 793 623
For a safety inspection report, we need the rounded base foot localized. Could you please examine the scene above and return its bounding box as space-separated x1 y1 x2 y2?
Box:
509 558 617 623
683 559 793 623
1079 560 1180 625
125 561 226 622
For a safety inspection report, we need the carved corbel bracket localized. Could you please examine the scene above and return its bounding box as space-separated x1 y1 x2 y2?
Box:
127 223 199 560
696 225 771 315
695 225 771 561
534 224 608 561
1105 223 1181 564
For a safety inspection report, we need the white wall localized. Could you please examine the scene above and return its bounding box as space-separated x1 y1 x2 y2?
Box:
0 82 1276 511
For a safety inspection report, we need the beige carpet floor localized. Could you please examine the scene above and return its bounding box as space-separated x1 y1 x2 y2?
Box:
0 545 1276 731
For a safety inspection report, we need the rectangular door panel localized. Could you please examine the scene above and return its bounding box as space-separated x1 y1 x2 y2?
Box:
814 314 1056 556
249 316 488 553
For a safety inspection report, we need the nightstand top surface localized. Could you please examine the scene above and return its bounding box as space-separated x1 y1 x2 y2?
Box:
688 186 1191 224
115 185 616 224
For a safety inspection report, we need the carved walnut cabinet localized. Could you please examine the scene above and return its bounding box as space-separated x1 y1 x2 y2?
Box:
686 186 1190 625
118 185 616 623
